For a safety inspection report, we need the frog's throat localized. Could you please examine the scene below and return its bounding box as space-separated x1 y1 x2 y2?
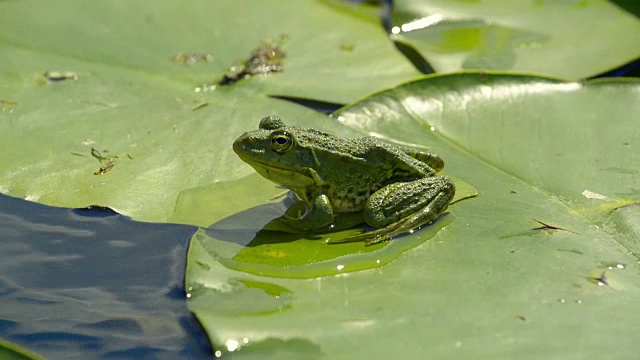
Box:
248 162 324 189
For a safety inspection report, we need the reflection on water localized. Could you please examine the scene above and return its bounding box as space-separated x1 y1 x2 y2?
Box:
0 194 212 359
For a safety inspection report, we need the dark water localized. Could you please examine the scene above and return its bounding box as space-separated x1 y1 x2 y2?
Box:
0 194 213 359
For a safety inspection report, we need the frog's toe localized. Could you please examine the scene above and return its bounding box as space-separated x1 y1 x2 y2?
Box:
327 229 391 246
331 186 454 245
363 233 392 246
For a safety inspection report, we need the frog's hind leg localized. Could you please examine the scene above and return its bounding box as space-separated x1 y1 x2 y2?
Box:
331 176 455 246
400 148 445 173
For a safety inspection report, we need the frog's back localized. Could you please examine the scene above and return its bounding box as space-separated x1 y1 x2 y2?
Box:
292 127 426 212
294 127 397 161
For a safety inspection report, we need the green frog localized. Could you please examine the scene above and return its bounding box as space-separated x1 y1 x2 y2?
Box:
232 116 456 245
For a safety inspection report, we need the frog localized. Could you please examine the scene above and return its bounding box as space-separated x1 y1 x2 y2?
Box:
232 115 456 245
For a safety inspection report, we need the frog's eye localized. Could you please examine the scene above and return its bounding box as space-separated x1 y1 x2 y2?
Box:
270 131 294 153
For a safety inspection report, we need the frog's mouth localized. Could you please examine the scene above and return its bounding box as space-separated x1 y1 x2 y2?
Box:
246 160 319 189
233 141 324 188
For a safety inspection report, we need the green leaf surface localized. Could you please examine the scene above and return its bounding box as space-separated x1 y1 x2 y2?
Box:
187 73 640 359
0 341 42 360
3 1 640 358
391 0 640 79
0 0 417 222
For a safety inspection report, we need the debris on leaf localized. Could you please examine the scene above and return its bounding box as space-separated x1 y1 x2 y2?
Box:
531 219 578 234
94 159 116 175
90 147 119 176
91 148 113 162
581 189 610 200
191 101 208 111
43 71 79 83
1 99 16 113
556 248 584 255
586 271 609 286
604 263 625 270
172 52 215 65
82 138 96 146
196 35 287 91
0 99 17 105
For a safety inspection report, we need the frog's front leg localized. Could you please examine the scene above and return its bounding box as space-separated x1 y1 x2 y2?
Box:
279 191 335 231
339 176 455 245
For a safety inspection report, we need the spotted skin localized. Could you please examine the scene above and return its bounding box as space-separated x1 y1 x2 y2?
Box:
232 116 455 245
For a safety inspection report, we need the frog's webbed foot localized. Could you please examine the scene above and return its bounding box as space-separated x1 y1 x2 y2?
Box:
328 194 448 246
277 193 334 231
329 176 455 246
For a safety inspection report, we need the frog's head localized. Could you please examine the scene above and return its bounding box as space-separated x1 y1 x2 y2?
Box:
232 116 321 188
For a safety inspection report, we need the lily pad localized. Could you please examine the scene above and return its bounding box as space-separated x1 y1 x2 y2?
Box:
390 0 640 79
187 73 640 358
0 0 417 222
181 172 477 279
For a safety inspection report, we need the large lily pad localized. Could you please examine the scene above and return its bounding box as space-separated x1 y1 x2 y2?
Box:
390 0 640 79
3 1 640 358
0 0 417 222
187 73 640 358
